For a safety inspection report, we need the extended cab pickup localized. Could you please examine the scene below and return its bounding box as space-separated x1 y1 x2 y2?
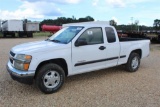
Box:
7 21 150 94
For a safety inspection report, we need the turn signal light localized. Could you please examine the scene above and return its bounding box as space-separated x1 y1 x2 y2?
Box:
23 63 30 70
25 55 32 60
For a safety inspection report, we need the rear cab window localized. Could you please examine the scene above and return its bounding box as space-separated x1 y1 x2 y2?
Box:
105 27 116 43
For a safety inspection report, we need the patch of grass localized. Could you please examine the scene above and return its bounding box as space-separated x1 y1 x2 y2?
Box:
0 32 2 37
33 32 52 37
150 47 154 51
147 34 158 37
0 32 53 38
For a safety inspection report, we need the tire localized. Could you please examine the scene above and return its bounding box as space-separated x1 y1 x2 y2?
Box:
18 32 22 38
12 33 15 38
27 32 33 38
125 53 140 72
36 63 65 94
3 33 6 38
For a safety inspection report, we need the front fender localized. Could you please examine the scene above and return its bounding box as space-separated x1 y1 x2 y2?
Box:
28 48 72 75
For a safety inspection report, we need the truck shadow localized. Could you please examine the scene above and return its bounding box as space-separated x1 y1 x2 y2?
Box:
1 65 127 96
67 65 125 79
63 65 127 88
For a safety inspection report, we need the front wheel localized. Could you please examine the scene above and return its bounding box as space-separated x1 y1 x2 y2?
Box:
36 63 65 94
125 53 140 72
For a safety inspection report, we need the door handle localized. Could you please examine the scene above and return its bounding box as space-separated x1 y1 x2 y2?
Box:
99 46 106 50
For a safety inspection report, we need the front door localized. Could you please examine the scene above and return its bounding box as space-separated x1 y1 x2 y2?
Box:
71 27 107 75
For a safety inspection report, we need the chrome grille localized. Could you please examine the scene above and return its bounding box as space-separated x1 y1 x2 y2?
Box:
10 51 15 57
10 58 13 64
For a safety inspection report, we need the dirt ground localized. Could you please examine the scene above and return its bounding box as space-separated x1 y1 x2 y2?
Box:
0 37 160 107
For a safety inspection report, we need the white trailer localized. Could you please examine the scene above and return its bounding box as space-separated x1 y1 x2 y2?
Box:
18 22 40 37
2 20 23 31
24 22 39 31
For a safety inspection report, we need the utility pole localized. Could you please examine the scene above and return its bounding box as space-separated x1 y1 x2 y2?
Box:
131 17 133 32
138 25 139 32
0 19 1 31
135 20 139 32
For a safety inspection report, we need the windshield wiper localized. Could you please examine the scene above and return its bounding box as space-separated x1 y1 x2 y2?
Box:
45 39 60 43
45 38 50 41
51 39 61 43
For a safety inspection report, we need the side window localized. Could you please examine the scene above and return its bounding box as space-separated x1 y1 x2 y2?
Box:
105 27 116 43
78 27 103 45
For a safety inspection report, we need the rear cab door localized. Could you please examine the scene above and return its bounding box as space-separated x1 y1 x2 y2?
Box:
104 27 121 67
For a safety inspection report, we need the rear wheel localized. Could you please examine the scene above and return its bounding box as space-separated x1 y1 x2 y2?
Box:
3 33 6 38
36 63 65 94
126 53 140 72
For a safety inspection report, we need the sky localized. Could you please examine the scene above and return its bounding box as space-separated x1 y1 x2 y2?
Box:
0 0 159 26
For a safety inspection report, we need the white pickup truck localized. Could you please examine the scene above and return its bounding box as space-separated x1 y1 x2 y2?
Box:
7 21 150 94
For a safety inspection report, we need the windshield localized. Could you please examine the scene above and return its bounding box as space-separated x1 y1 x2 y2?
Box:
48 26 84 44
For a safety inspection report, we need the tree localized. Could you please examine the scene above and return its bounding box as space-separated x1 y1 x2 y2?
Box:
72 16 77 22
109 20 117 27
78 16 94 22
85 16 94 21
78 18 87 22
153 19 160 30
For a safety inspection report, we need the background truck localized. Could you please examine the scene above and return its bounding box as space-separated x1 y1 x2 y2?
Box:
1 20 39 38
7 21 150 94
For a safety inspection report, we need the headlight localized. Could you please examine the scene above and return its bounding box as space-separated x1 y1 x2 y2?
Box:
14 60 24 70
13 54 32 71
15 54 32 62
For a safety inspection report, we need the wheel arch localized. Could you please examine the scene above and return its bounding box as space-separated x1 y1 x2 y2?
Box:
34 58 68 79
130 49 142 59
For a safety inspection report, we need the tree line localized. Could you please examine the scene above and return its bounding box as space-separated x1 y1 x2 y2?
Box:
40 16 160 32
40 16 94 30
110 19 160 32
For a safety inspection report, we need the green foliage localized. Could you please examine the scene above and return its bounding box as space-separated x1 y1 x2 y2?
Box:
79 16 94 22
116 25 131 31
31 17 160 32
109 20 117 27
153 19 160 30
0 32 2 37
39 16 94 31
110 19 155 32
33 32 51 37
116 24 153 32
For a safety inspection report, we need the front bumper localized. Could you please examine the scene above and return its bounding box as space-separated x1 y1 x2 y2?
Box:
6 61 35 85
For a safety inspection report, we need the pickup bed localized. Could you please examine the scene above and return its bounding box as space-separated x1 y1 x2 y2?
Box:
7 21 150 94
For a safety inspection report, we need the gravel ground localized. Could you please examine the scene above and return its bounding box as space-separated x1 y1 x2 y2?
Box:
0 37 160 107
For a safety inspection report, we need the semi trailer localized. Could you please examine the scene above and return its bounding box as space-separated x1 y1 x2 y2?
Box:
1 20 39 38
117 31 160 43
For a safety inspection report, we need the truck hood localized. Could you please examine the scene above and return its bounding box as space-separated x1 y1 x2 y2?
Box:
11 40 67 54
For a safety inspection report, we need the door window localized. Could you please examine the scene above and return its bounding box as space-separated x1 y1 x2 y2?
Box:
77 27 103 45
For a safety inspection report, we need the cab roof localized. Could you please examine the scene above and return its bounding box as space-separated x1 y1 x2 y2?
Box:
62 21 111 27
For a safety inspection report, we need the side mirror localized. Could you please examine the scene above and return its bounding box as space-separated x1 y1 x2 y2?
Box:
75 38 87 47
